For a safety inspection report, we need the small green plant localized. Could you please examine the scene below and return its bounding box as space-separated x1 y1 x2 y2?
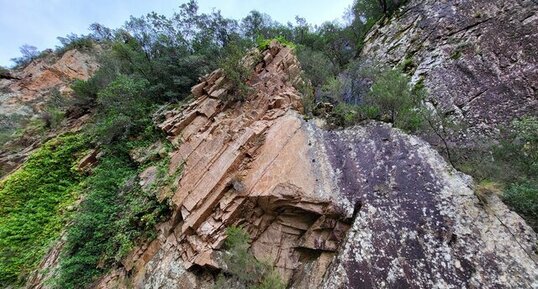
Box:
215 226 285 289
365 68 425 131
503 181 538 229
256 35 296 51
90 75 152 144
296 45 337 88
450 50 462 60
453 117 538 231
328 103 360 127
324 67 425 131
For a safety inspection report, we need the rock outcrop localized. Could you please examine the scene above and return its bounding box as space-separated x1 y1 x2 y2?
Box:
361 0 538 142
0 49 98 177
0 49 98 117
95 42 537 289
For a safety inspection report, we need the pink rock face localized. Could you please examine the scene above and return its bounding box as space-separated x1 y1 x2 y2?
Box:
153 42 349 285
1 49 99 116
1 49 99 179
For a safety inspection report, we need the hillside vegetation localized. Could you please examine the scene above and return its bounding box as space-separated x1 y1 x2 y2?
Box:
0 0 536 288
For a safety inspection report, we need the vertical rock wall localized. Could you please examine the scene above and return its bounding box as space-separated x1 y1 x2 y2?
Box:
361 0 538 142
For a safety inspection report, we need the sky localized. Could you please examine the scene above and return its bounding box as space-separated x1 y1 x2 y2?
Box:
0 0 352 67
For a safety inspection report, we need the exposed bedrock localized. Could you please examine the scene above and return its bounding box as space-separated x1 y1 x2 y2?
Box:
362 0 538 143
95 43 537 289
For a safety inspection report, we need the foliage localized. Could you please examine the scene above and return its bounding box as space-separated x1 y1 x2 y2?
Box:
503 181 538 230
90 75 151 144
324 67 424 131
55 143 170 289
497 117 538 177
40 89 69 129
349 0 408 55
327 102 380 128
0 134 87 287
56 33 95 55
10 44 40 67
453 117 538 231
215 226 285 289
496 117 538 230
0 114 25 148
1 1 425 287
256 35 296 51
218 39 255 102
296 45 336 88
364 68 425 131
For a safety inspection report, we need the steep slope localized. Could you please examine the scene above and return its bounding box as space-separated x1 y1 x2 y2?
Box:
0 49 98 176
94 42 537 289
361 0 538 142
0 49 98 117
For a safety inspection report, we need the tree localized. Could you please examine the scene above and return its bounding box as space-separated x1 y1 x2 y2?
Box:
241 11 274 39
89 23 113 41
19 44 39 60
365 68 424 131
10 44 39 67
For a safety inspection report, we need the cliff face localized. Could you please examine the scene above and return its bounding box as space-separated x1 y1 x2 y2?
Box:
0 49 98 117
362 0 538 142
93 42 537 289
0 49 98 177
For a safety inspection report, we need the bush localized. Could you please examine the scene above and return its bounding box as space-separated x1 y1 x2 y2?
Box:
10 44 40 68
55 34 94 55
503 181 538 230
256 35 296 51
215 226 285 289
453 117 538 231
218 39 255 102
296 45 336 88
56 144 169 289
324 67 424 131
40 89 69 129
496 117 538 177
364 68 425 131
0 134 87 287
91 75 151 144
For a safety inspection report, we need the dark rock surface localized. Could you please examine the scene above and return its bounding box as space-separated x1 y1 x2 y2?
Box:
362 0 538 142
317 122 538 288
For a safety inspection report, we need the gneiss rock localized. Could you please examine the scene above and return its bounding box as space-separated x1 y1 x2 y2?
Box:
94 42 537 289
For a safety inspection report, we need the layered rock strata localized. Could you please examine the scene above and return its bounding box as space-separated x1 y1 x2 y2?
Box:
94 42 537 289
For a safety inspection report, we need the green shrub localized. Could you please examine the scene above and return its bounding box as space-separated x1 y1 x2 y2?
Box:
496 117 538 177
296 45 337 88
56 144 169 289
328 103 360 127
365 68 425 131
215 226 285 289
0 134 87 287
503 181 538 230
453 117 538 231
324 67 424 131
256 35 296 51
55 34 94 55
218 39 254 102
91 75 151 144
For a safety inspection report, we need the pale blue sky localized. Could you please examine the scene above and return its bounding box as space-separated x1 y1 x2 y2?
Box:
0 0 352 67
